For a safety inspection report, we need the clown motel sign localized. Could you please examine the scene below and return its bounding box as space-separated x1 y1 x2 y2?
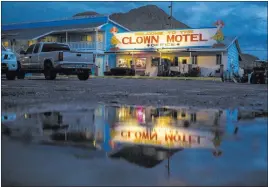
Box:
111 125 215 149
114 28 218 50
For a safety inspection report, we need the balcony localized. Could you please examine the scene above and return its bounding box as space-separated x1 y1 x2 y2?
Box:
68 41 104 52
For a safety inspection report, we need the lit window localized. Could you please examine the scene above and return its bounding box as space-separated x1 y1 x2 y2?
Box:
2 41 9 47
98 34 103 42
182 59 187 64
86 35 92 42
28 40 36 46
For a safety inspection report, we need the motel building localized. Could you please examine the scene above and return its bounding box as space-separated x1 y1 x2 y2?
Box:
2 16 242 78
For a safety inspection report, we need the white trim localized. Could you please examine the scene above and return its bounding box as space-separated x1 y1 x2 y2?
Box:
32 31 55 40
107 18 131 31
98 23 108 30
226 36 238 50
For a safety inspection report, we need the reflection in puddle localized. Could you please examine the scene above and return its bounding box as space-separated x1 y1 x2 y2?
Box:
1 105 267 171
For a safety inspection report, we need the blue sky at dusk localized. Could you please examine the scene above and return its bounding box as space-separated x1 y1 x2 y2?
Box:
1 1 267 59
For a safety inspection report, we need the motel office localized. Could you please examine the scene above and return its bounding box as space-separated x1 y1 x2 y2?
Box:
2 15 241 77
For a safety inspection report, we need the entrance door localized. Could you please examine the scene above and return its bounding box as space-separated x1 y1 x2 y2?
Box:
97 56 104 76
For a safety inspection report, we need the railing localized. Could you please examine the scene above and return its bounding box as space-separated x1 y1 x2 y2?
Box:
68 41 104 51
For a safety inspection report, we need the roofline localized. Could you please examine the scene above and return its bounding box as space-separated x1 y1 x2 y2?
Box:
97 23 107 30
225 36 242 54
115 27 218 34
107 18 131 31
32 31 55 40
2 15 109 26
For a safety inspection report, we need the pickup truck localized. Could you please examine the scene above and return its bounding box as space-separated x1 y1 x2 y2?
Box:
18 42 94 80
1 44 18 80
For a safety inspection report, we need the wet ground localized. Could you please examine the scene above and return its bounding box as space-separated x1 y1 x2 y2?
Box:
1 77 267 111
1 102 268 186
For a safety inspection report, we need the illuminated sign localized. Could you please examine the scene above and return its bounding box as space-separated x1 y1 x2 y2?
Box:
111 28 219 50
111 125 217 149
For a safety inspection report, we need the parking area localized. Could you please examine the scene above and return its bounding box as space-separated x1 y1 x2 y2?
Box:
1 77 267 112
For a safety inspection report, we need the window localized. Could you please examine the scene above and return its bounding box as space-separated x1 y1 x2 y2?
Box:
2 41 9 48
117 58 130 68
182 59 187 64
98 34 103 42
33 43 40 53
151 57 160 66
192 55 198 65
216 54 222 65
26 44 35 54
42 36 57 42
82 35 93 42
28 40 36 46
87 35 92 42
41 43 70 52
135 58 146 70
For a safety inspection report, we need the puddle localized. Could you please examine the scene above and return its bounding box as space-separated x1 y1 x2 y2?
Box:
1 104 267 186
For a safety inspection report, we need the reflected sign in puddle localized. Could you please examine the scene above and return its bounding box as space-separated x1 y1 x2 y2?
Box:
2 105 267 170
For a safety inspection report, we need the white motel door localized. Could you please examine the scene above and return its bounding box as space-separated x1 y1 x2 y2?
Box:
97 56 104 76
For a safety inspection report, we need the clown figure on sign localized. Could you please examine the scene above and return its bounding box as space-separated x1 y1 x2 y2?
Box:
212 20 225 48
110 27 121 50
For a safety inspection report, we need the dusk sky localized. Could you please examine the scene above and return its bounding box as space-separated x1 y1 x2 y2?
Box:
2 1 267 60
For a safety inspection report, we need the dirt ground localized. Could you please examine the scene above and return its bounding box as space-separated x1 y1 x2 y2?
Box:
1 77 267 111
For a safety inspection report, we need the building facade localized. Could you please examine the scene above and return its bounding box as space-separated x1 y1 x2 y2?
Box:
2 16 241 78
1 15 129 76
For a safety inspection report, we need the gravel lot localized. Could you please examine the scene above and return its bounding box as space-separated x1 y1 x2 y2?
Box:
1 77 267 111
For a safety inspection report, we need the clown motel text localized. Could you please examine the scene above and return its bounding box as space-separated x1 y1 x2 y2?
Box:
119 129 206 145
121 33 208 45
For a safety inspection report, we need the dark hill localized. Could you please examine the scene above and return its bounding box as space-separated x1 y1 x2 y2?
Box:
73 5 190 31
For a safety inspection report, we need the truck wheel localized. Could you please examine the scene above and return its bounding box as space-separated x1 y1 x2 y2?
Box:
17 72 25 79
17 62 25 79
6 71 16 80
77 71 89 81
44 62 57 80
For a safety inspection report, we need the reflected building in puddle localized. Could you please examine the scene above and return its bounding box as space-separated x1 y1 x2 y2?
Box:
2 105 241 168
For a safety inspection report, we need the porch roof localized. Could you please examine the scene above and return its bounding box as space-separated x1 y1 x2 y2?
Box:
2 22 105 41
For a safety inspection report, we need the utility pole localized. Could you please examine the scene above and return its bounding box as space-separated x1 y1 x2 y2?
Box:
168 1 173 29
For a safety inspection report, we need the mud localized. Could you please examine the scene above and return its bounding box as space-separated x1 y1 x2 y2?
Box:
1 77 267 111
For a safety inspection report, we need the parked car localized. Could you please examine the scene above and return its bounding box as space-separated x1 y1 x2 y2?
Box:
250 67 266 84
18 42 94 80
1 44 18 80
